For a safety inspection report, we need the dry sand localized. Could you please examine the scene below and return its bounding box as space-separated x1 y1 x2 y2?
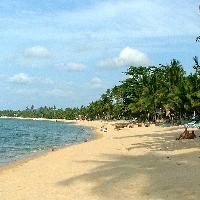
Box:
0 120 200 200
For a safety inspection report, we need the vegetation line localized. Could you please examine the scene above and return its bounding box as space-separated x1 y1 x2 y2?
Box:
1 59 200 122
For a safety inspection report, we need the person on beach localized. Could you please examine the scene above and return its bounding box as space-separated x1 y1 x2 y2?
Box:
100 125 108 132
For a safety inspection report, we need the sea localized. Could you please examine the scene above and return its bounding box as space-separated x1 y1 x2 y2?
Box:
0 118 93 167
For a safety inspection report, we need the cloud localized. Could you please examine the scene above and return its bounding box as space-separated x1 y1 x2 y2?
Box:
99 47 151 68
0 1 199 109
90 77 103 88
45 88 71 97
37 78 54 85
9 73 32 84
24 46 51 59
13 88 40 95
56 62 86 72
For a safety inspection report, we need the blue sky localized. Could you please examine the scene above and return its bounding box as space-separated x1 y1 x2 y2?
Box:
0 0 199 109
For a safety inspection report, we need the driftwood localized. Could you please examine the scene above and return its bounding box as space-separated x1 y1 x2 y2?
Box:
176 128 196 140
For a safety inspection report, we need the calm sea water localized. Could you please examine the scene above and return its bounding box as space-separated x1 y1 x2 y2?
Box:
0 118 93 166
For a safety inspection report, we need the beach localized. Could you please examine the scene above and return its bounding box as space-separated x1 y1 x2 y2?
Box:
0 120 200 200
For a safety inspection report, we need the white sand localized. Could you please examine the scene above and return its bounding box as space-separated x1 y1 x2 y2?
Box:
0 120 200 200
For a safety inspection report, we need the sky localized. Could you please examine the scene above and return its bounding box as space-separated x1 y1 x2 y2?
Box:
0 0 199 110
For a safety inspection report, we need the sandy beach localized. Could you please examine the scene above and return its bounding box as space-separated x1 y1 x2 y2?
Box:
0 120 200 200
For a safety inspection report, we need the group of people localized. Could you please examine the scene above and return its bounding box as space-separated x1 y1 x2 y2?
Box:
100 125 108 132
176 128 196 140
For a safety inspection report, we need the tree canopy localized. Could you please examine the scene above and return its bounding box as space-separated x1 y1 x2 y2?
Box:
1 58 200 122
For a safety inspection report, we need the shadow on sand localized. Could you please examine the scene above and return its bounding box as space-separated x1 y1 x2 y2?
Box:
114 127 200 152
57 127 200 200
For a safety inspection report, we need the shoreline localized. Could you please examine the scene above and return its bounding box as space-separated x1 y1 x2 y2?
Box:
0 118 103 171
1 121 200 200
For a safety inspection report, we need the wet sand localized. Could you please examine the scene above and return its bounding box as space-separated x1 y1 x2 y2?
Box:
0 120 200 200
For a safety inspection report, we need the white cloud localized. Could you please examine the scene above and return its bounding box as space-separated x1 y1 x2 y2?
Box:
45 88 71 97
91 77 103 88
37 78 54 85
56 62 86 72
2 1 199 41
24 46 51 59
9 73 32 84
99 47 151 68
13 88 40 95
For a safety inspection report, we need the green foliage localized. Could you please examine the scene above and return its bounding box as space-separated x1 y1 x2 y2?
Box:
0 59 200 121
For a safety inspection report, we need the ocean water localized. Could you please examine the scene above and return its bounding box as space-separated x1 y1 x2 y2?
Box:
0 118 93 166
